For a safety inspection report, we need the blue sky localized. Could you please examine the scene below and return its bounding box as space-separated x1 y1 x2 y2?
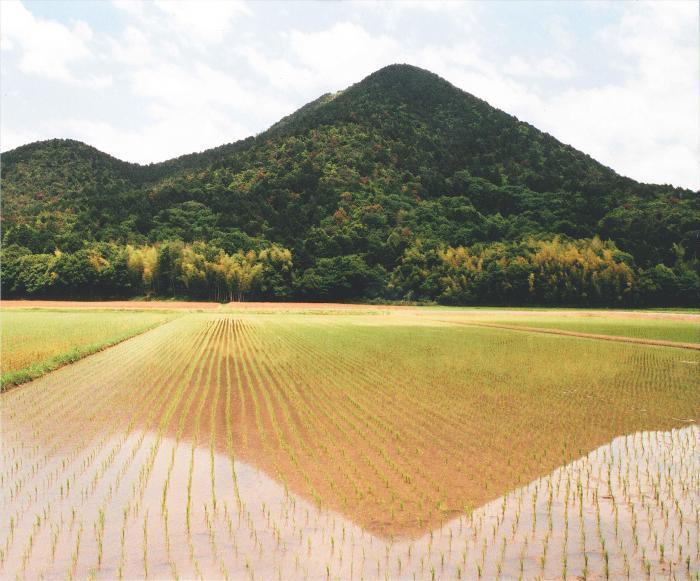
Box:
1 0 698 189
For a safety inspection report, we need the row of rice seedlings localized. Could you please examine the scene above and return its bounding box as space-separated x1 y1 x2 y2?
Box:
272 319 496 492
204 312 438 560
256 319 438 522
252 326 422 572
194 317 235 578
234 318 360 572
284 320 486 524
2 342 175 575
262 320 498 568
221 320 242 506
304 320 540 528
230 318 696 580
0 318 196 520
258 328 422 528
227 426 693 579
245 319 375 515
218 319 309 576
1 330 162 505
288 318 696 524
0 318 182 472
234 319 341 506
142 318 227 579
105 319 218 579
0 318 226 576
1 317 213 578
72 319 216 579
194 318 245 577
234 321 374 560
183 320 370 576
54 319 214 578
2 313 697 579
234 320 298 482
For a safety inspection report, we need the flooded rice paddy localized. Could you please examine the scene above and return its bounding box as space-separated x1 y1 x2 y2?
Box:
1 313 698 579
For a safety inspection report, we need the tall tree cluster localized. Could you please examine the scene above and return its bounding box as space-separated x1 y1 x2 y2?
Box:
2 235 697 306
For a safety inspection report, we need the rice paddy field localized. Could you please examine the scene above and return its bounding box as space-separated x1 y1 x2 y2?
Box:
1 302 698 580
1 309 181 390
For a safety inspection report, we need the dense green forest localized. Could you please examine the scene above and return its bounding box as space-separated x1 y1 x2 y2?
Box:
2 65 698 305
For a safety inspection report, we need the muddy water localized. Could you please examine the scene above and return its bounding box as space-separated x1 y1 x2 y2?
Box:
1 424 697 579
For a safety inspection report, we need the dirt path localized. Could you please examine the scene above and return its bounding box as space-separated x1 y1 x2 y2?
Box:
433 319 700 350
1 299 222 310
413 308 700 322
3 300 699 320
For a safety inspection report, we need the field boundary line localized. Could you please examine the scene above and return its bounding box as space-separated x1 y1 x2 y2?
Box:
429 319 700 350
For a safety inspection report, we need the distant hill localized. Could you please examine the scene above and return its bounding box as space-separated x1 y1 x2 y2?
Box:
1 64 698 304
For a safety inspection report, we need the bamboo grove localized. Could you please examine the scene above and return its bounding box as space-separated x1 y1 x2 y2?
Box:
2 235 697 305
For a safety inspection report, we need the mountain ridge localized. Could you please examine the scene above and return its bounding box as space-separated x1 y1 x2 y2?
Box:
0 66 673 180
1 64 689 191
1 64 697 305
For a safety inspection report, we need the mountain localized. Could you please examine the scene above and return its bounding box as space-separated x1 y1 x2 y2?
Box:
1 64 698 305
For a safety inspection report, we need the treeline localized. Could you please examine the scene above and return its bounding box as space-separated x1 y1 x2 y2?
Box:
1 242 293 302
388 237 699 306
2 236 697 306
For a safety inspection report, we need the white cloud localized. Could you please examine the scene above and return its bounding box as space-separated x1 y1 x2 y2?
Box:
130 61 291 121
0 126 41 152
111 1 145 18
239 22 405 97
237 46 315 93
534 1 699 188
286 22 402 90
109 26 160 67
504 55 575 80
356 0 478 32
0 0 109 86
545 15 575 51
153 0 250 47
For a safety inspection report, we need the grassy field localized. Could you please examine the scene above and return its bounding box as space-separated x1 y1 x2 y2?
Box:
0 305 698 579
0 309 180 389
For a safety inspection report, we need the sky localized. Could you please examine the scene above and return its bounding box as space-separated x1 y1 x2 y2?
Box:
1 0 698 190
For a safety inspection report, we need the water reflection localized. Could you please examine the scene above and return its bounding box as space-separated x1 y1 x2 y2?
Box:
1 315 698 578
2 426 697 579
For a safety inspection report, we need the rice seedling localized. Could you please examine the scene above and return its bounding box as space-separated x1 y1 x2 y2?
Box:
1 309 179 390
0 308 697 578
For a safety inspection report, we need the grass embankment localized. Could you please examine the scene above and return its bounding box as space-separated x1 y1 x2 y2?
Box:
0 309 180 390
484 318 699 344
419 310 699 345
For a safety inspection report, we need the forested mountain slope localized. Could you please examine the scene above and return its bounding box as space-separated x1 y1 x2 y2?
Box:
2 64 698 305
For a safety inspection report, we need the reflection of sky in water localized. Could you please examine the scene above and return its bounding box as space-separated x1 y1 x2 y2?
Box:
2 426 697 580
